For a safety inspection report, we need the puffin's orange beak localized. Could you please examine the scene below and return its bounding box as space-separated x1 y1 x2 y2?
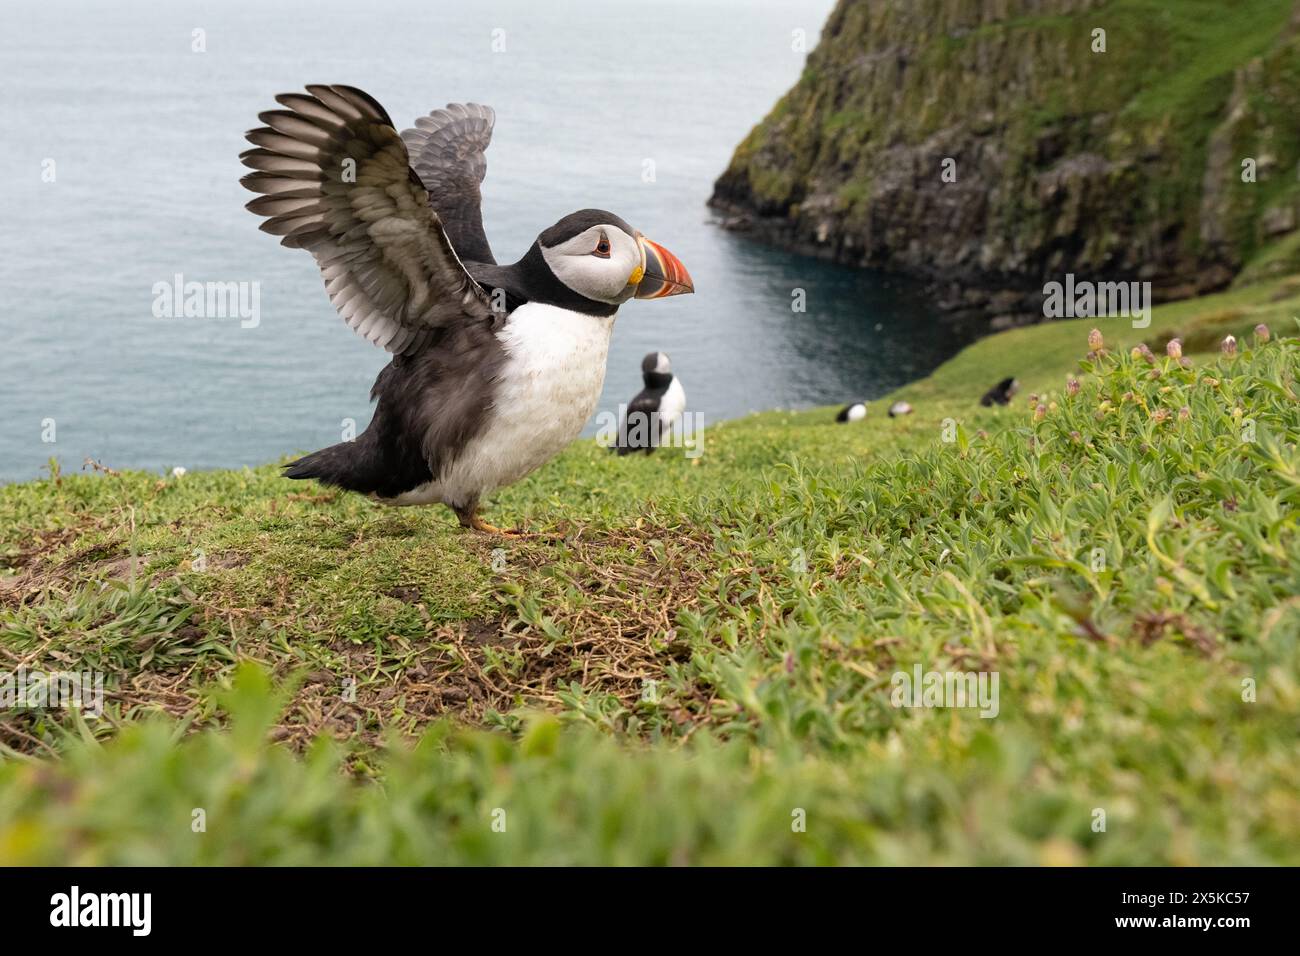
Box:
634 236 694 298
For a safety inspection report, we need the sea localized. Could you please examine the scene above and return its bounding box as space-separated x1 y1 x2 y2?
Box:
0 0 980 482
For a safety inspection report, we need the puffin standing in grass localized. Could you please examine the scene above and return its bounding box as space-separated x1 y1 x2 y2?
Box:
612 351 686 455
980 377 1020 407
836 401 867 423
241 85 693 535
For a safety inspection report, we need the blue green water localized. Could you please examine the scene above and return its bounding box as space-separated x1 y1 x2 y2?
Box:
0 0 978 482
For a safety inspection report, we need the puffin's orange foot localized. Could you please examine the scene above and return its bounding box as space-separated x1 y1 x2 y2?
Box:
470 515 527 537
476 520 567 541
455 504 563 540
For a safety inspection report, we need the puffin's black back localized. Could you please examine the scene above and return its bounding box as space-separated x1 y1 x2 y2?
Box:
613 386 671 455
979 377 1018 407
613 356 674 455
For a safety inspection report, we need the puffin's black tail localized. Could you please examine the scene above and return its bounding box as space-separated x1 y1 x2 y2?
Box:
284 425 434 499
283 432 391 493
283 442 364 487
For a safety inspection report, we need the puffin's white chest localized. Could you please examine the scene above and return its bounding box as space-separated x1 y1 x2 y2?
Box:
401 302 614 507
658 377 687 435
490 302 615 455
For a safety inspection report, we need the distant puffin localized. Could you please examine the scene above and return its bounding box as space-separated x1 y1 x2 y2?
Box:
241 85 693 535
888 401 912 417
980 377 1019 407
613 352 686 455
836 401 867 423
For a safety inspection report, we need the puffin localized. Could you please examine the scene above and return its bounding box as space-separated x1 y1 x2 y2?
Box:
612 351 686 455
979 377 1019 407
836 401 867 423
240 85 693 535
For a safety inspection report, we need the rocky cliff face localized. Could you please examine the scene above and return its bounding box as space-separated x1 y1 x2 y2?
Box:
711 0 1300 325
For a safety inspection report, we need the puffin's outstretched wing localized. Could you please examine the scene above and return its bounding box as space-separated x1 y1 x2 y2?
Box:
240 84 496 355
401 103 497 265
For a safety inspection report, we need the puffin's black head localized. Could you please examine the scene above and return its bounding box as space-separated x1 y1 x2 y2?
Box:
535 209 693 307
641 351 673 389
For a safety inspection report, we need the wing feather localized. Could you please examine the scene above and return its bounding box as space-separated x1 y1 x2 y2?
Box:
401 102 496 264
240 84 496 354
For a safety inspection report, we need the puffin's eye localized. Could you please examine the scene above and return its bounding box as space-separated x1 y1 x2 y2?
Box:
593 233 611 258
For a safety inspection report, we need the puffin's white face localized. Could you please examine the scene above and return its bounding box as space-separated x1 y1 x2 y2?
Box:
644 351 671 375
540 224 643 305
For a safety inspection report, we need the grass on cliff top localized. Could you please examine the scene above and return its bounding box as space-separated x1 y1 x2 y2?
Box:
1 276 1298 864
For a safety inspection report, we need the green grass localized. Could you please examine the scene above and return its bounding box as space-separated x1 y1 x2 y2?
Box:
2 276 1299 864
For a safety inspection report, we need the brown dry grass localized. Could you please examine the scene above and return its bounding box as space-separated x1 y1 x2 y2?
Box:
1 521 725 757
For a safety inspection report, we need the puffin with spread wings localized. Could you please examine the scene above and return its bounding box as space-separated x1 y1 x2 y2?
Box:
240 85 693 535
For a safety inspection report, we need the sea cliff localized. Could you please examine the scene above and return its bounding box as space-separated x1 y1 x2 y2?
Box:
710 0 1300 325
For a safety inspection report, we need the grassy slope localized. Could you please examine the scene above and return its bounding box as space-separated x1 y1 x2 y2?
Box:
1 278 1298 864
